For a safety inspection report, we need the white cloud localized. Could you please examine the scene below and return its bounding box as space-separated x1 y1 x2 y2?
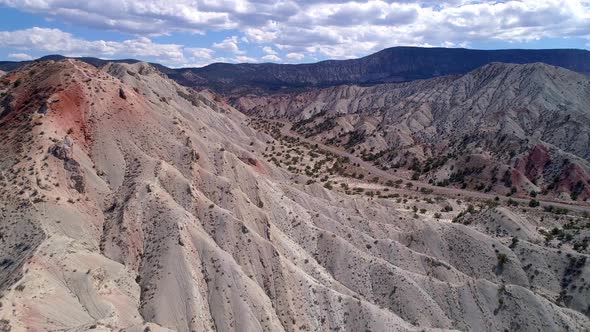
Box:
0 27 186 66
1 1 590 63
0 27 255 67
185 47 215 60
213 36 244 54
286 52 304 60
233 55 258 63
261 54 280 62
276 0 590 58
182 47 218 66
262 46 277 55
0 0 235 35
7 53 34 61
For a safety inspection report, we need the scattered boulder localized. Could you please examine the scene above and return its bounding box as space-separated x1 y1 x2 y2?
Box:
37 103 49 115
239 156 257 166
48 136 74 160
190 149 200 162
119 87 127 100
64 159 85 193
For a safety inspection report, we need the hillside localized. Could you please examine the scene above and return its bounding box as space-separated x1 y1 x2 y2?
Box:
0 60 588 331
235 62 590 201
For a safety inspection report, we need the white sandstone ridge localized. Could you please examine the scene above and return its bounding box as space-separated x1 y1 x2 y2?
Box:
0 59 587 331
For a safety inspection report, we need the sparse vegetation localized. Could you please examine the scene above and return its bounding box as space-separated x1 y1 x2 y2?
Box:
497 253 508 268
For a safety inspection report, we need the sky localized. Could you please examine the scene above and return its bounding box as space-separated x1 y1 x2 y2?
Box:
0 0 589 68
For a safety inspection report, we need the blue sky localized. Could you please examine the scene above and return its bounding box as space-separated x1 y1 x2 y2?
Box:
0 1 589 68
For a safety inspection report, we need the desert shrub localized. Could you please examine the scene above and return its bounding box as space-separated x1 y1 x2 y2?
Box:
509 237 519 249
497 253 508 267
543 205 569 215
420 187 433 194
442 205 453 212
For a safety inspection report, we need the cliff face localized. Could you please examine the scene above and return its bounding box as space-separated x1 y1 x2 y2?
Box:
235 63 590 200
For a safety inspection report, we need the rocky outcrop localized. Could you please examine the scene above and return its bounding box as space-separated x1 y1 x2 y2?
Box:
48 136 74 160
515 145 551 183
64 158 85 193
49 136 85 193
118 86 127 99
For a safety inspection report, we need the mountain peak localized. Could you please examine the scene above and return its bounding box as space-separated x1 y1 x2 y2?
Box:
36 54 67 62
103 61 163 78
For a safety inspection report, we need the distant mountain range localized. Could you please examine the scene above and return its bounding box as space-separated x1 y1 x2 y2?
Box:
2 47 590 94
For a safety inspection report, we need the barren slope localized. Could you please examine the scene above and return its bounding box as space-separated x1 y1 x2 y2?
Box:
0 60 588 332
235 63 590 201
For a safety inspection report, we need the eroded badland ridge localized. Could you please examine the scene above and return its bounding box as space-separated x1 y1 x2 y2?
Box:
235 62 590 202
0 58 588 332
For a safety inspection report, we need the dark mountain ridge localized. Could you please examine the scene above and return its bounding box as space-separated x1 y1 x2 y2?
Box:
173 47 590 93
2 47 590 94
